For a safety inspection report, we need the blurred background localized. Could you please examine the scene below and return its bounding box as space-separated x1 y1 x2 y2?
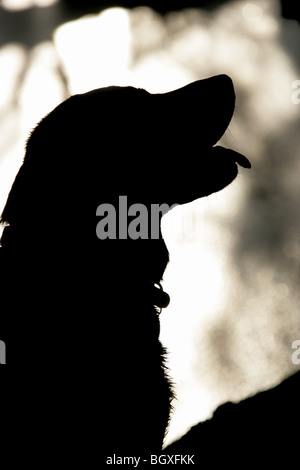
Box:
0 0 299 446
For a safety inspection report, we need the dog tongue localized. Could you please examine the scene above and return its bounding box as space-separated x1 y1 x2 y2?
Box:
210 145 251 168
232 150 251 169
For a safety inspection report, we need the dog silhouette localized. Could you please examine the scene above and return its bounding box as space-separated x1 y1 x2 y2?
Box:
0 75 250 458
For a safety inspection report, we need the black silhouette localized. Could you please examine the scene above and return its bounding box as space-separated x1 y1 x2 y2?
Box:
61 0 228 15
280 0 300 22
0 75 250 458
165 370 300 465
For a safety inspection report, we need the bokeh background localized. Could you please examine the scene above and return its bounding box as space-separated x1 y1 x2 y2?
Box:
0 0 299 446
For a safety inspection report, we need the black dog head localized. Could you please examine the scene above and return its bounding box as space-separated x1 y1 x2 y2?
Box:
1 75 249 277
0 73 250 346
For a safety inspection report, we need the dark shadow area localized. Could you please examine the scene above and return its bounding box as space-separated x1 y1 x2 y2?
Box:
63 0 300 19
280 0 300 22
165 370 300 465
0 0 231 49
61 0 230 15
62 0 300 20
